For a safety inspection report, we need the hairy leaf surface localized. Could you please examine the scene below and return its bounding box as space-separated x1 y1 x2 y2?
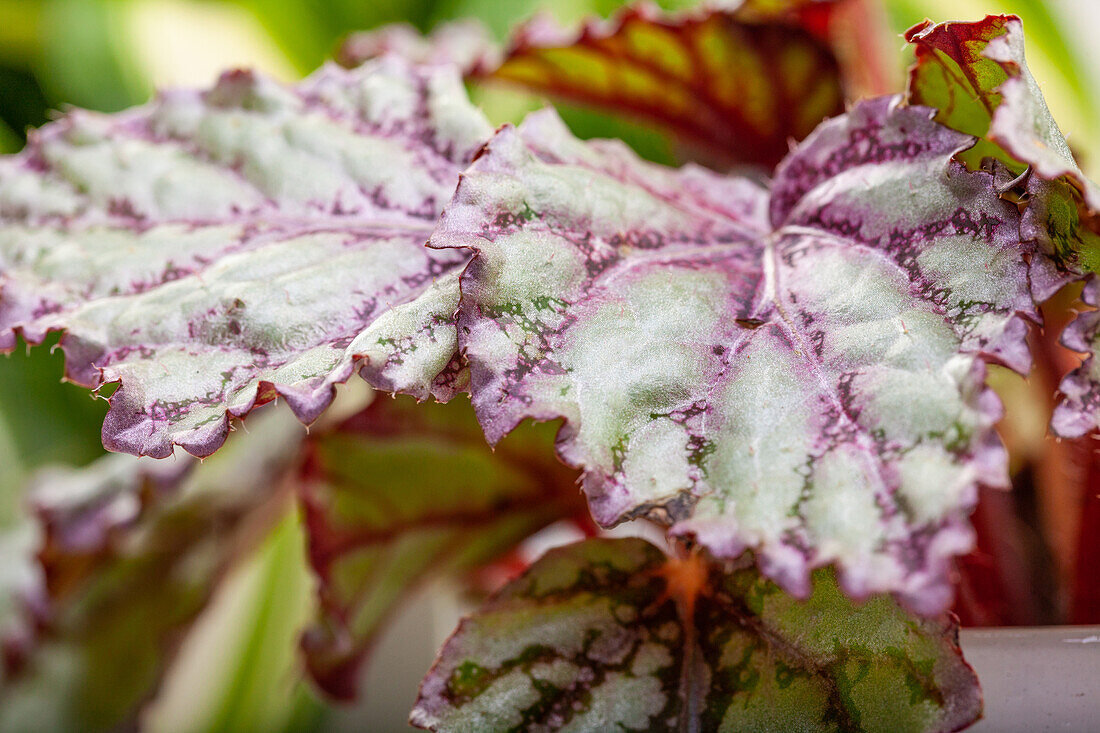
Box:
300 395 582 699
0 408 304 731
411 537 981 732
487 3 843 168
432 97 1059 612
905 16 1100 438
0 57 491 458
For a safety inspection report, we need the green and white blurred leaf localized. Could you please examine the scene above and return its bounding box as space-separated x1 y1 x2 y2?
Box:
0 406 304 732
236 0 440 75
121 0 298 89
0 523 39 691
411 537 981 732
145 504 325 733
300 395 583 699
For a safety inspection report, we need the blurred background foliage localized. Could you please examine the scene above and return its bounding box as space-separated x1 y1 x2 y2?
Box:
0 0 1098 730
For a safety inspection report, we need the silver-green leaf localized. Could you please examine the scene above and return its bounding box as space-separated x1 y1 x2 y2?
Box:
0 57 491 458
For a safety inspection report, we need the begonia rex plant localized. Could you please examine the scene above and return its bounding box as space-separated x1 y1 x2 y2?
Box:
1 2 1097 730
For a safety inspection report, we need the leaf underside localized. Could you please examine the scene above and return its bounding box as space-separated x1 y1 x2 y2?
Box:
411 537 981 732
0 57 491 458
488 3 844 169
906 14 1096 205
430 96 1066 613
299 395 582 699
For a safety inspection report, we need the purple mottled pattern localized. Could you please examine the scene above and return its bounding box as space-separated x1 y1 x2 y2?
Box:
906 16 1100 438
432 96 1061 612
0 57 491 457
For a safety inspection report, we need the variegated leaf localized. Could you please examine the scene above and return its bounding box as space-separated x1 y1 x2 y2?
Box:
0 407 304 731
338 20 501 74
300 395 583 699
0 57 492 458
487 3 843 168
411 537 981 732
905 16 1100 439
431 97 1059 613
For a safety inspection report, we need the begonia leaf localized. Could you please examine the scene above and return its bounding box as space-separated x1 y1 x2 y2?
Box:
905 15 1094 198
410 537 981 732
338 20 500 74
0 56 491 458
904 16 1100 438
905 16 1100 272
300 395 583 700
0 407 305 731
487 2 844 168
431 97 1063 613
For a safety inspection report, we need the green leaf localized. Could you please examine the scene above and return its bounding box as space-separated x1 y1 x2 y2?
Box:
300 394 583 699
411 537 981 732
0 118 19 156
0 335 107 524
0 57 491 458
36 0 149 112
885 0 1100 160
